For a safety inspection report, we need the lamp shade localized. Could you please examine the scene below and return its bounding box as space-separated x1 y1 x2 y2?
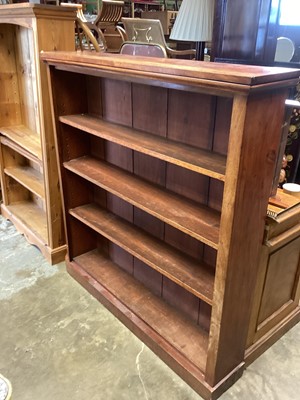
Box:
170 0 215 42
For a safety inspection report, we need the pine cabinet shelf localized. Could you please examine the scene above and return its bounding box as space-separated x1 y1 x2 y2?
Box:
4 165 45 200
0 125 42 161
0 4 77 264
5 201 48 244
42 51 300 399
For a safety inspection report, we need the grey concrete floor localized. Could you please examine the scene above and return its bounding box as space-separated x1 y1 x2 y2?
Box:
0 214 299 400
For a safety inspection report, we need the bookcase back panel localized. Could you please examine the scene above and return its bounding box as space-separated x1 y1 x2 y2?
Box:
166 164 210 204
134 208 165 240
134 258 163 296
101 78 132 126
168 90 216 150
0 24 22 127
132 83 168 137
162 276 201 323
52 70 89 116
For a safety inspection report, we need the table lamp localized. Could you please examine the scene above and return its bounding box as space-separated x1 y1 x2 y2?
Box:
170 0 215 61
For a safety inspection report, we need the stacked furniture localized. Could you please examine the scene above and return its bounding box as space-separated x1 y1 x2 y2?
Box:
0 4 76 264
41 51 300 398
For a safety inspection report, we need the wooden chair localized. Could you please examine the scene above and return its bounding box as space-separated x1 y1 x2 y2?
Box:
61 3 105 52
122 17 196 58
120 41 167 58
87 0 126 52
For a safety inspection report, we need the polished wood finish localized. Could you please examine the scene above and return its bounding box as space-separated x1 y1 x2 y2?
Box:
212 0 273 63
0 4 76 263
69 203 215 303
247 191 300 357
60 114 227 180
42 51 300 399
212 0 300 67
64 156 221 248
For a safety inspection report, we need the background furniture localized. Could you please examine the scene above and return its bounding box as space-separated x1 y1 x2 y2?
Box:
61 2 104 52
87 0 126 52
120 41 167 56
211 0 300 183
42 51 300 399
170 0 214 60
0 3 76 264
141 10 178 35
247 189 300 361
211 0 300 67
122 17 195 57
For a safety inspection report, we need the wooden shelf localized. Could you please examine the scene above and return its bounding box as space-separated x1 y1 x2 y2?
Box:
70 203 215 303
3 202 48 243
60 114 226 181
0 125 42 161
4 166 45 200
70 249 209 373
64 156 221 249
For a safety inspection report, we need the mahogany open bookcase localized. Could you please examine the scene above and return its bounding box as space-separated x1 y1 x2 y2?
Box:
41 51 300 399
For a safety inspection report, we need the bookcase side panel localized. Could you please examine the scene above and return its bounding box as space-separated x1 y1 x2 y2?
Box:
206 88 290 386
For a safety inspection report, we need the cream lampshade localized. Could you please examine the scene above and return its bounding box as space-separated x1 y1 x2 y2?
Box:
170 0 215 61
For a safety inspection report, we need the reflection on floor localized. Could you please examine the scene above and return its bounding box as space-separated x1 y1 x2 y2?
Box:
0 215 299 400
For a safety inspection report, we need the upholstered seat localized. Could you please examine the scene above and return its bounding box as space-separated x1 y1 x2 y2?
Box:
120 41 167 58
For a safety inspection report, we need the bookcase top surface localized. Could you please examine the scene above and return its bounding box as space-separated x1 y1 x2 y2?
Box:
0 3 77 20
41 51 300 94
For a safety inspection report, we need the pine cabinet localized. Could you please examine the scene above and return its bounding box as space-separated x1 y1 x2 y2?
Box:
0 4 76 264
42 51 300 398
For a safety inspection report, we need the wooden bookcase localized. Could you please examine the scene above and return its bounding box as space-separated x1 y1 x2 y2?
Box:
0 4 76 264
42 51 300 398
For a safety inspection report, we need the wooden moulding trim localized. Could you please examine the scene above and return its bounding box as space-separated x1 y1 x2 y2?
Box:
48 244 68 265
256 300 294 333
210 362 245 400
40 51 300 93
0 4 77 22
266 223 300 251
53 64 236 98
49 63 299 97
245 306 300 366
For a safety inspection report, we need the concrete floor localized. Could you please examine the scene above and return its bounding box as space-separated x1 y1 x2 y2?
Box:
0 214 299 400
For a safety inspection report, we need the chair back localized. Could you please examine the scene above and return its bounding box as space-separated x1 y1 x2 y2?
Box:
120 41 167 58
122 17 166 47
94 0 124 28
61 3 102 52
